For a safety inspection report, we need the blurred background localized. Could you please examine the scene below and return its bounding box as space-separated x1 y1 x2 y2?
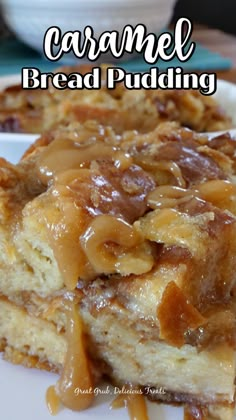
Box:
1 0 236 39
172 0 236 36
0 0 235 81
0 4 9 37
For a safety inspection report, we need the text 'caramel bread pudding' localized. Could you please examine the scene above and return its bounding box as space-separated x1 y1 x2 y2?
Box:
0 65 232 134
1 121 236 420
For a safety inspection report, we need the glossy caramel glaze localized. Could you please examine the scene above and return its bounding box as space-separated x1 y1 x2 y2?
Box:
36 136 156 289
157 282 206 348
6 121 236 419
46 386 60 416
56 301 94 410
112 390 149 420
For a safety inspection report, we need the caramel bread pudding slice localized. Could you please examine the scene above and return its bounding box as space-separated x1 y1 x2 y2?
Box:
0 122 236 420
0 65 232 134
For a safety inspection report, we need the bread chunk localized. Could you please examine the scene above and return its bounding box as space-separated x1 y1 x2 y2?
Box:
0 122 236 420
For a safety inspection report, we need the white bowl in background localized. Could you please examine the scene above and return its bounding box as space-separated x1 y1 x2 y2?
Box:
1 0 175 62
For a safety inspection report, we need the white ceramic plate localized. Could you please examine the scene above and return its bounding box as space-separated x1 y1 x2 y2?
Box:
0 133 38 163
214 79 236 127
0 76 236 420
0 359 183 420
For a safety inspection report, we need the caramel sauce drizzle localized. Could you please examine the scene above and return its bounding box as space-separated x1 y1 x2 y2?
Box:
39 134 236 420
196 179 236 207
37 138 155 290
39 136 156 418
111 390 149 420
81 214 154 276
133 155 186 188
154 161 186 188
55 301 94 411
47 300 150 419
37 138 132 185
147 180 236 211
45 196 96 290
157 281 206 348
46 386 60 416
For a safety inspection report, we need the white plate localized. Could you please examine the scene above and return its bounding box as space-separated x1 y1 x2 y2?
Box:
0 76 236 420
0 358 183 420
214 79 236 127
0 133 38 164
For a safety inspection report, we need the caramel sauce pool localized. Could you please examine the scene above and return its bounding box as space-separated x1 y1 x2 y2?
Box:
112 392 149 420
46 386 60 416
